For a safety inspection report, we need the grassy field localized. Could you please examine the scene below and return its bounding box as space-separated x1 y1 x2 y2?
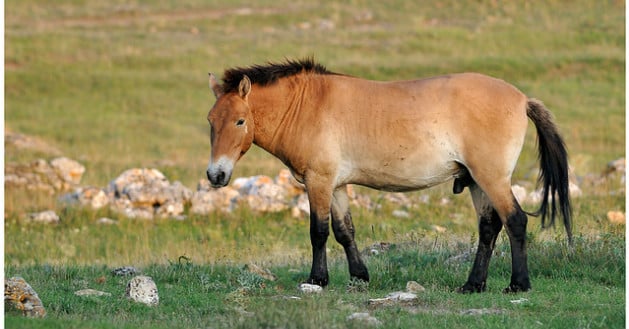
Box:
4 0 625 328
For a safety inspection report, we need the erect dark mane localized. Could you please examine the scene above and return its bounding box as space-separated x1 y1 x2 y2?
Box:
221 58 334 93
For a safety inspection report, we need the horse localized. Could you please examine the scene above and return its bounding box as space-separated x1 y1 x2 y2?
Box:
205 58 572 293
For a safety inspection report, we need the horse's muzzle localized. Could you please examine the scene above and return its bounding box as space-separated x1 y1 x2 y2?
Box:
206 169 230 188
206 156 233 188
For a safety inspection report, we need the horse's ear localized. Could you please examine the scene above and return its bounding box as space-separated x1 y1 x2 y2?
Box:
209 73 224 99
238 75 251 100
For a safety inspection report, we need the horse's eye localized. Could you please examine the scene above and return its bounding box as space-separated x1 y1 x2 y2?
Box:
236 119 245 126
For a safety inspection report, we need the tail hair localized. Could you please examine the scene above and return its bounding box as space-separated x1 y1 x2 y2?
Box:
526 98 573 244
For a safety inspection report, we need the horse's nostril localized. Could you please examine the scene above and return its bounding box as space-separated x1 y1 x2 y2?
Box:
206 170 212 182
217 170 226 183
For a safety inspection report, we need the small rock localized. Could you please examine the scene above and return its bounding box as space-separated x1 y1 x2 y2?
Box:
190 184 240 214
298 283 323 294
245 264 277 281
392 209 410 218
368 291 417 307
26 210 59 224
406 281 426 293
365 242 392 256
605 158 625 174
5 277 46 318
461 308 505 315
111 266 139 276
510 298 529 304
347 312 381 326
74 289 111 297
125 276 159 306
569 182 582 198
97 217 117 225
607 211 625 225
50 157 85 185
431 225 447 233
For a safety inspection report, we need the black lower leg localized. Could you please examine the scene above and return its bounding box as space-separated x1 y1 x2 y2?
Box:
459 209 503 293
307 211 330 286
332 211 369 282
504 206 530 293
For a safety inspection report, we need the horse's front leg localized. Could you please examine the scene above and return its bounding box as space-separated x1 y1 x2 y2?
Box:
331 187 369 282
305 176 334 287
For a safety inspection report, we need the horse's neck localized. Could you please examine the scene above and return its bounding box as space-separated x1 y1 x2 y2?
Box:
250 80 304 156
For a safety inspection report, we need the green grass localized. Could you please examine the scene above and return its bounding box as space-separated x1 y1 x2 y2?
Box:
4 0 625 328
5 233 625 329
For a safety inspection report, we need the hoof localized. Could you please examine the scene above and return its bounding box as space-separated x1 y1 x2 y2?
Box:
305 276 329 287
456 282 486 294
503 284 531 294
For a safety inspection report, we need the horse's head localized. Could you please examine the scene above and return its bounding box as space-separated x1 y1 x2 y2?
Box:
206 73 254 187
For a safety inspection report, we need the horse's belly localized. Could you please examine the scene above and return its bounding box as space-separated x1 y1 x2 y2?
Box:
343 159 464 192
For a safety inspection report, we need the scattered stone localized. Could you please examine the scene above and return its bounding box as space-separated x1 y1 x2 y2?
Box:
431 225 447 233
5 130 62 155
4 277 46 318
364 242 392 256
105 168 192 219
272 295 302 301
368 291 418 307
569 182 583 198
605 158 626 175
406 281 426 293
190 181 240 214
50 157 85 185
111 266 139 276
607 211 625 225
74 289 111 297
244 264 277 281
126 276 159 306
5 157 85 193
510 298 529 304
234 175 290 212
298 283 323 294
26 210 60 224
347 312 381 326
461 308 506 315
392 209 410 218
97 217 117 225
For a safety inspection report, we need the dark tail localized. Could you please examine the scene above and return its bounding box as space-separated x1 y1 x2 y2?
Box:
526 98 573 244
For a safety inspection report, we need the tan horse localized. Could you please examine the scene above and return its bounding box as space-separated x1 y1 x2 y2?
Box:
206 58 571 293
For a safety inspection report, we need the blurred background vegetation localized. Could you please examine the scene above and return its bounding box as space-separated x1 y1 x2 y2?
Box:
4 0 625 266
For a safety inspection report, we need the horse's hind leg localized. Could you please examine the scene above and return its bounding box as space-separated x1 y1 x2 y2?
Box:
331 186 369 282
465 175 531 293
458 183 503 293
